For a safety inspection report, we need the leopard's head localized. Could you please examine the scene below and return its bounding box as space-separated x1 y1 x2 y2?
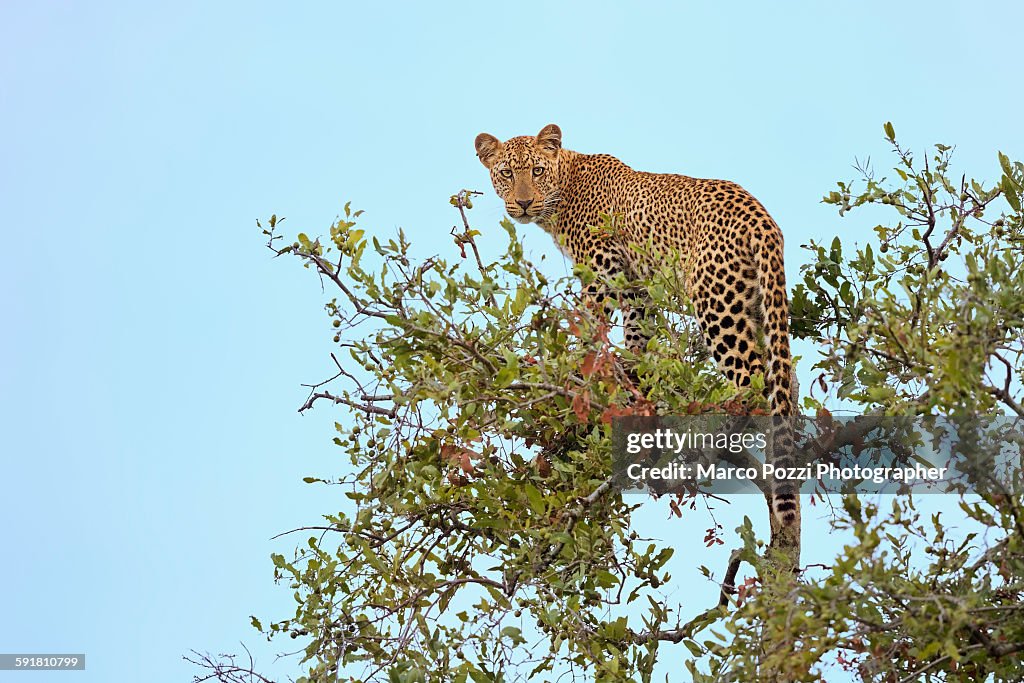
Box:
474 124 563 225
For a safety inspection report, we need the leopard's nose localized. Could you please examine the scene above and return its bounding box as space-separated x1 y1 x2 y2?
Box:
516 199 534 211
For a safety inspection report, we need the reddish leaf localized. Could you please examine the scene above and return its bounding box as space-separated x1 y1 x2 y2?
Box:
736 576 759 607
567 312 583 337
441 442 479 476
571 389 591 422
581 352 598 378
447 470 469 487
535 454 552 477
600 404 635 424
440 444 459 463
633 396 656 417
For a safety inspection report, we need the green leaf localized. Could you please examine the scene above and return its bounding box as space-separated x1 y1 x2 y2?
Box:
524 484 545 514
1004 176 1021 213
884 121 895 142
999 151 1013 177
494 366 517 387
500 626 526 645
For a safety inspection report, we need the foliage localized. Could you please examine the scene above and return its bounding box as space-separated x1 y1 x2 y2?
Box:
249 198 751 682
194 126 1024 682
791 125 1024 418
718 124 1024 681
716 493 1024 682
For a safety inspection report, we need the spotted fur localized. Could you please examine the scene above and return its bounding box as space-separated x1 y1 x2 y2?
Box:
475 124 799 533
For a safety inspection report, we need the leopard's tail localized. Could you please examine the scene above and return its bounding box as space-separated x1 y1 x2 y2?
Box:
752 220 799 532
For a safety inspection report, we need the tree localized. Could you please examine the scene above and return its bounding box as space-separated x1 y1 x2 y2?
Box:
714 126 1024 681
192 125 1024 682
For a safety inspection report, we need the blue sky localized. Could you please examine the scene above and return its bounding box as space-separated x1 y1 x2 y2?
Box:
2 2 1022 681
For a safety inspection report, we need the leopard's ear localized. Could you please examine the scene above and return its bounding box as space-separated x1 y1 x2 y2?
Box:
536 124 562 152
475 133 503 168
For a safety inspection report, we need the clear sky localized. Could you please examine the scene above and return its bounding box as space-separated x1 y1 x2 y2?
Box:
2 2 1022 681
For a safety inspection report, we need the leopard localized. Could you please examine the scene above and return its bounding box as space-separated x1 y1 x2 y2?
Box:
474 124 800 563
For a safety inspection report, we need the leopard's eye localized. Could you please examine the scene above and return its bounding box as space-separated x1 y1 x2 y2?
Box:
532 166 545 177
499 169 513 179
